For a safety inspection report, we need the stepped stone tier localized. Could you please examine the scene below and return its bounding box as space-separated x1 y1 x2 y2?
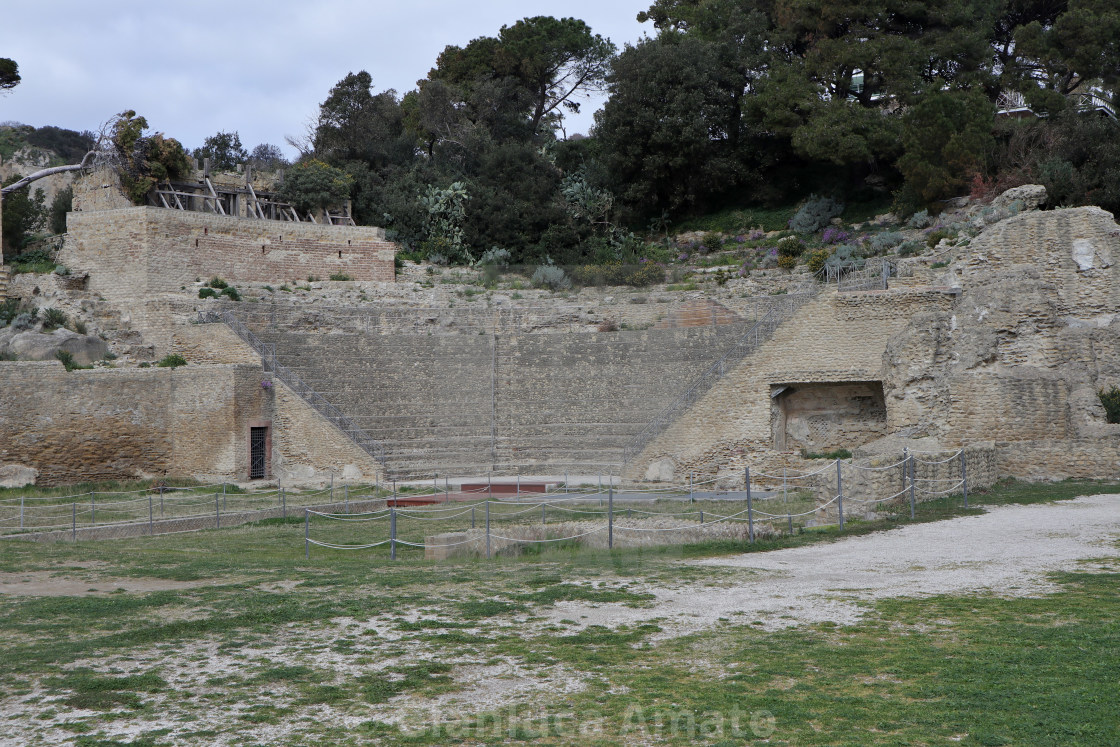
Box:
1 174 1118 488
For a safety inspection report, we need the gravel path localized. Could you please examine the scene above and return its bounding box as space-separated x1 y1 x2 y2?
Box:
547 494 1120 634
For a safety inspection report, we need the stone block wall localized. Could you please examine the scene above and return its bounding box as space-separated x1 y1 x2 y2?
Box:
61 206 395 307
629 287 957 480
0 362 272 485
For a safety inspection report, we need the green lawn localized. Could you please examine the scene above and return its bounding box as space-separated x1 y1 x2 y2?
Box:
0 479 1117 745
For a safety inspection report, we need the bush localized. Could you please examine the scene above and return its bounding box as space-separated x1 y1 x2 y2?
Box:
789 195 844 235
897 240 923 257
11 312 36 331
926 229 955 248
157 354 187 368
55 350 85 371
220 286 241 301
476 247 512 267
908 209 933 228
701 232 723 254
806 248 832 273
198 287 217 299
41 308 66 330
777 254 797 271
623 263 665 287
0 298 21 326
869 232 905 254
329 272 353 281
776 236 804 258
1100 386 1120 424
531 263 571 291
207 277 228 289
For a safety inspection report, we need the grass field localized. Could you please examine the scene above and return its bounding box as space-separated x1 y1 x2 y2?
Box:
1 479 1118 746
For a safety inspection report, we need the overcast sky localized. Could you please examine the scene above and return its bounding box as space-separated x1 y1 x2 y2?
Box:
1 1 653 159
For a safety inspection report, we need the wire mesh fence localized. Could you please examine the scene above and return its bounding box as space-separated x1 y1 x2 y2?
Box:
306 448 986 561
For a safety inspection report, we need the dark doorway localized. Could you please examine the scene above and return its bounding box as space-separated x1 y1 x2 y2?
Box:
250 427 268 479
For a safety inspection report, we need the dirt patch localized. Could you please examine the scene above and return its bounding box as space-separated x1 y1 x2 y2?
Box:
0 571 228 597
544 494 1120 635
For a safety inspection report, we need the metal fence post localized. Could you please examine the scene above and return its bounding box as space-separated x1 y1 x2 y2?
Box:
690 472 694 503
20 496 24 530
608 486 614 549
91 492 95 526
542 505 546 524
159 486 164 518
961 450 969 508
837 460 844 530
699 510 704 524
222 482 227 511
787 512 793 535
304 509 310 559
389 507 397 560
215 492 221 529
746 467 754 543
148 492 153 535
485 500 491 559
282 489 286 518
907 450 916 519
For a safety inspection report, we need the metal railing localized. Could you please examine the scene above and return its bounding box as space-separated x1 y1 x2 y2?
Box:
199 310 387 467
620 284 820 467
831 258 894 292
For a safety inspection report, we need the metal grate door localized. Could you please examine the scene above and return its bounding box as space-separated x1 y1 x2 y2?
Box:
250 427 268 479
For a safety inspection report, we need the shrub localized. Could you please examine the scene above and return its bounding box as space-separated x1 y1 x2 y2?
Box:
531 263 571 291
800 448 853 460
220 286 241 301
41 308 67 330
789 195 844 234
11 312 36 331
776 236 804 258
897 240 923 257
0 298 21 326
329 273 353 281
73 320 87 335
475 247 512 267
820 226 850 245
49 186 73 235
597 320 619 332
908 209 933 228
701 232 723 254
869 232 905 254
56 350 83 371
926 229 955 248
624 263 665 287
207 277 228 290
777 254 797 271
198 287 217 299
1100 386 1120 424
806 248 832 273
157 354 187 368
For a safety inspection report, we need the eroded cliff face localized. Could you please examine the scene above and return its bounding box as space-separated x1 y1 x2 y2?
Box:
883 206 1120 477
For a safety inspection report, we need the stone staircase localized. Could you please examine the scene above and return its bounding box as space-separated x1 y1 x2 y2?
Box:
249 322 750 479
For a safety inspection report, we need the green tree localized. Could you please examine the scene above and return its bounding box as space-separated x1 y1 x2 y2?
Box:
109 111 193 203
1013 0 1120 96
277 159 354 214
1 176 45 252
594 36 745 220
248 143 287 171
49 186 73 235
313 72 413 168
897 89 995 204
193 131 248 171
496 16 616 135
0 58 18 92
